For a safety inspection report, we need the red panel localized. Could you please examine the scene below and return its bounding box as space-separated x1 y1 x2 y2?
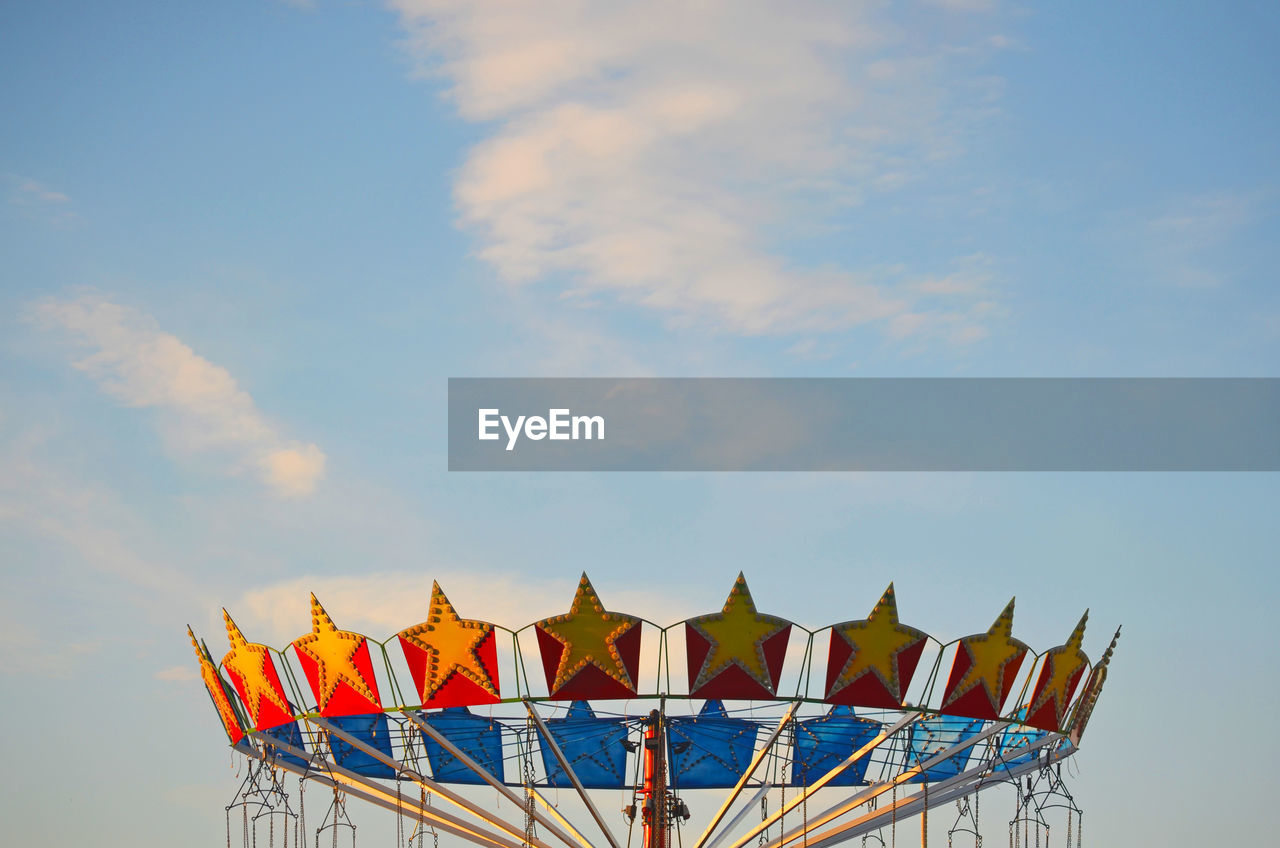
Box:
685 624 711 691
826 671 898 709
225 656 295 731
537 623 642 700
998 650 1027 707
939 643 1028 720
943 643 973 703
939 684 998 721
1024 663 1086 732
825 636 926 709
398 631 502 708
549 662 639 700
293 640 383 717
824 629 853 696
400 634 431 701
536 626 563 693
895 638 927 699
689 626 791 699
761 626 791 689
693 663 773 700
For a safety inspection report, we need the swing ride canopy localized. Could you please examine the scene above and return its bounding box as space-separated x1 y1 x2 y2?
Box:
190 573 1118 848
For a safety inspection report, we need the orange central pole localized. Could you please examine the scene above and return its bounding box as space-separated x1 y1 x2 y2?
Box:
641 708 668 848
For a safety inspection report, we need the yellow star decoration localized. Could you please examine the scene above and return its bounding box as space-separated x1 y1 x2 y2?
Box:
222 610 291 725
191 626 242 739
537 574 639 693
1027 612 1089 724
689 573 789 692
1068 626 1119 743
829 584 926 700
945 599 1029 712
399 581 497 702
292 594 379 710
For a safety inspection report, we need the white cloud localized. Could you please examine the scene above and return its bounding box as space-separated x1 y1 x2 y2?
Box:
6 174 78 226
392 0 1003 339
155 665 198 681
227 570 701 646
30 294 326 497
10 178 69 206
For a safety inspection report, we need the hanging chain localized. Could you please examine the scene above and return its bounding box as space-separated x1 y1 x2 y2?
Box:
418 785 427 848
397 781 405 848
332 787 340 848
890 782 897 848
802 781 809 848
779 771 786 844
425 785 439 848
921 782 928 848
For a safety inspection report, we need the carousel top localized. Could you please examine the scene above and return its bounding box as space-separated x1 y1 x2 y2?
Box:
189 573 1118 752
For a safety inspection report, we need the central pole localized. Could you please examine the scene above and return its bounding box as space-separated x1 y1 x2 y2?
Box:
641 708 669 848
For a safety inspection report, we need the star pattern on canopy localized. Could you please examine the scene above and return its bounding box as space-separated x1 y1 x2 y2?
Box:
191 626 243 743
292 594 380 711
1025 612 1090 731
941 599 1028 717
537 574 639 694
221 610 292 728
1068 626 1120 744
688 573 789 693
827 584 927 703
399 581 498 702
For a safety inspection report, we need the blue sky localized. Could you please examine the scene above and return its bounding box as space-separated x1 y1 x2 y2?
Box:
1 1 1277 846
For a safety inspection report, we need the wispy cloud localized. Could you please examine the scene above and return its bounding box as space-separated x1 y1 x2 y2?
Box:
1145 193 1256 288
0 601 101 678
5 174 78 226
393 0 1004 340
29 294 326 497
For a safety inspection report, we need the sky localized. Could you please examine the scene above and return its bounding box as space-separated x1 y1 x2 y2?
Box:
1 1 1277 846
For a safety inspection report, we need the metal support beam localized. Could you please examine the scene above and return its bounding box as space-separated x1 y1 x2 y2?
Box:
244 732 521 848
725 711 921 848
304 717 559 848
704 783 774 848
262 754 514 848
800 735 1067 848
761 719 1014 848
523 699 624 848
693 701 801 848
404 709 596 848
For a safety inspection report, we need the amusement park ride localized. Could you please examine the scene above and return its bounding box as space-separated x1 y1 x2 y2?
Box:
189 574 1119 848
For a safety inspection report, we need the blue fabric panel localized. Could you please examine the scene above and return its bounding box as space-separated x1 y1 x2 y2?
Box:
327 713 397 778
993 710 1046 772
993 725 1046 771
420 708 505 785
538 701 628 789
259 721 309 768
905 715 984 783
669 700 761 789
791 706 882 787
